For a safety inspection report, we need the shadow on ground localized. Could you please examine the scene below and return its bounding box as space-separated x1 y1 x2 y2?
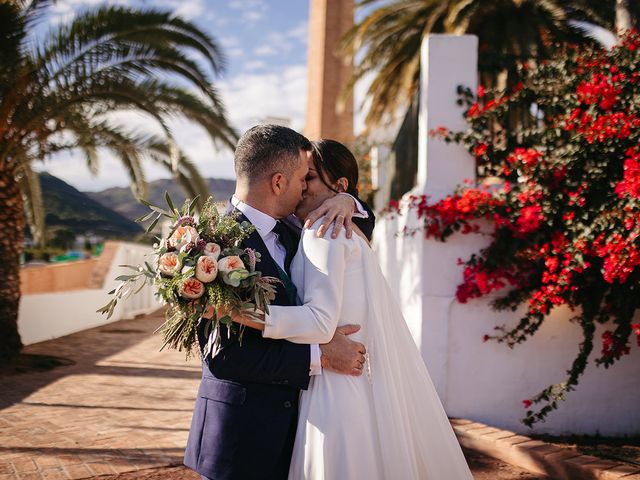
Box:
0 310 200 410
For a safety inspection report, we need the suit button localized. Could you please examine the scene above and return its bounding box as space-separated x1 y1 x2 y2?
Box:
283 401 292 408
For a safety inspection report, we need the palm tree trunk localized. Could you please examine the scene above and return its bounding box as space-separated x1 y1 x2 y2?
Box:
0 162 24 363
616 0 632 36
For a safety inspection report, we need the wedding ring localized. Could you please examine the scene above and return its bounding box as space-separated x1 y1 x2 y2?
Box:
336 215 345 222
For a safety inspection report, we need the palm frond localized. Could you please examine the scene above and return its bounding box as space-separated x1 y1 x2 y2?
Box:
15 160 45 247
344 0 615 127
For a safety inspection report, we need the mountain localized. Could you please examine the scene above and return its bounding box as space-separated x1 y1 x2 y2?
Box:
39 173 143 237
86 177 235 221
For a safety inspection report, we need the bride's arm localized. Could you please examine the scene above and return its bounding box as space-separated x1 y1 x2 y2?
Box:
233 225 349 344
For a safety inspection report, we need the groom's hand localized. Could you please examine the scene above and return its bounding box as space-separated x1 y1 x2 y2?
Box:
304 194 356 239
319 325 366 376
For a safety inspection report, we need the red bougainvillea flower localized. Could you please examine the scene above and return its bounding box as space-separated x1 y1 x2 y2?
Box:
474 142 488 157
593 232 640 284
515 205 544 236
633 323 640 346
506 148 543 167
576 72 622 110
615 147 640 199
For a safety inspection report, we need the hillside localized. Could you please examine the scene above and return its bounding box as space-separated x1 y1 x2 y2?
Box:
87 177 235 221
39 173 143 237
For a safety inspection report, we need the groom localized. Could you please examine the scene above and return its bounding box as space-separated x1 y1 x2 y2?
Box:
184 124 374 480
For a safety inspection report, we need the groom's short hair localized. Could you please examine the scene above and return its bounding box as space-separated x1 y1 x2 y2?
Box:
234 124 312 183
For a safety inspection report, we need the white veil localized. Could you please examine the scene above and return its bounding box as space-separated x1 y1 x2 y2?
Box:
361 246 474 479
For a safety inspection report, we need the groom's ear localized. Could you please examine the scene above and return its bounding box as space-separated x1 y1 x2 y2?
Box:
270 172 286 196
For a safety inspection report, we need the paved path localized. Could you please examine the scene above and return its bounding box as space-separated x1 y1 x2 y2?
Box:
0 310 200 480
0 310 547 480
92 449 549 480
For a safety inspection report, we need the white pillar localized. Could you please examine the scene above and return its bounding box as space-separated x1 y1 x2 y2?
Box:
375 34 479 402
417 34 477 199
416 35 478 402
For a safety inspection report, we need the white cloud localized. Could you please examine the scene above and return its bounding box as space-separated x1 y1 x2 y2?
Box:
220 36 241 48
49 3 76 25
254 45 278 56
166 0 204 20
37 150 141 192
37 108 237 192
220 36 244 57
219 64 307 134
264 31 294 54
243 60 267 71
288 21 308 45
228 0 269 24
227 48 244 58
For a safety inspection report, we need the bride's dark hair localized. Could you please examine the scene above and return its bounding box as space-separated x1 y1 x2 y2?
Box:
310 139 359 197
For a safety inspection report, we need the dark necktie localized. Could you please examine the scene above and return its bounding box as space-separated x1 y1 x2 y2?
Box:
272 221 296 275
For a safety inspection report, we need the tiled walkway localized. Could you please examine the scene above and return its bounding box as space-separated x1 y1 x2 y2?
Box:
0 310 201 480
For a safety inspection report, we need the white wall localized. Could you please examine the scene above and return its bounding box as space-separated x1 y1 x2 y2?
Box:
374 34 640 436
19 242 160 345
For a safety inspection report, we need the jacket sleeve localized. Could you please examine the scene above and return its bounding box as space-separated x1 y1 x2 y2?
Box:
263 225 348 344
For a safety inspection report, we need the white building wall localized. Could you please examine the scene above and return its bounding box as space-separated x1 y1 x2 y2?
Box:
19 242 160 345
374 34 640 436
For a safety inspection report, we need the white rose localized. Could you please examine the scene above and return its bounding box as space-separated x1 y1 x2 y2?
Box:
217 255 245 273
169 225 199 251
203 242 221 260
179 277 204 299
158 252 181 277
196 256 218 283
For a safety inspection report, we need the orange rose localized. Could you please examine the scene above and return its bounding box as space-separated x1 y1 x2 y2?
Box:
203 242 221 260
169 225 199 251
179 277 204 299
158 252 181 277
217 255 245 273
196 256 218 283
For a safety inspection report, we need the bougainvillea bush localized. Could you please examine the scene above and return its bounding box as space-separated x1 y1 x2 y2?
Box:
395 31 640 426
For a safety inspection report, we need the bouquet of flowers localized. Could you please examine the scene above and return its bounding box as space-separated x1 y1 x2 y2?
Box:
98 193 279 357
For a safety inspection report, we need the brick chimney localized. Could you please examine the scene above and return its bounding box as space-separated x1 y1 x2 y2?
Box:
304 0 354 145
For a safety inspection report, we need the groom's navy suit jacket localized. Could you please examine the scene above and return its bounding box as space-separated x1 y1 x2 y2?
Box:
184 204 375 480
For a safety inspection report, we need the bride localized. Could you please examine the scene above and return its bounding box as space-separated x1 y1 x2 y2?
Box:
232 139 473 479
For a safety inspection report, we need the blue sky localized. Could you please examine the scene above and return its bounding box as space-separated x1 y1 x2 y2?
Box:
38 0 315 191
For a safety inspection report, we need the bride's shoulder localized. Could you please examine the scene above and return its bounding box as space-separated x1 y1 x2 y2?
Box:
302 217 359 250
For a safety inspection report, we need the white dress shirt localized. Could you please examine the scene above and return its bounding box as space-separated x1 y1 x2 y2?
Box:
231 196 323 375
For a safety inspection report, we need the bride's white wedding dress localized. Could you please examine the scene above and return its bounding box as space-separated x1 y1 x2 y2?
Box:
264 219 474 479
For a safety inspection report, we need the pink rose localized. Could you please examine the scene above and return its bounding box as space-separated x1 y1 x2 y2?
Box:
217 255 245 273
203 242 221 260
179 277 204 299
196 256 218 283
169 226 199 251
158 252 181 277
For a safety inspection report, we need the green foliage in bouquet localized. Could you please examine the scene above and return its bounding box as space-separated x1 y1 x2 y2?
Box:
98 193 279 357
390 31 640 426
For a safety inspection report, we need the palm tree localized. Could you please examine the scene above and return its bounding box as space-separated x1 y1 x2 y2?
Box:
343 0 613 127
0 0 238 364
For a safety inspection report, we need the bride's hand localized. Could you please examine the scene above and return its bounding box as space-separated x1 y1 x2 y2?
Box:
304 194 355 239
